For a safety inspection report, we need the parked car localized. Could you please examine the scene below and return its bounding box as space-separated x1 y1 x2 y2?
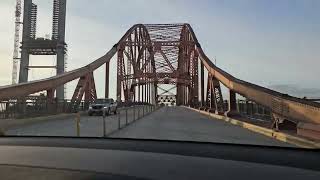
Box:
88 98 117 116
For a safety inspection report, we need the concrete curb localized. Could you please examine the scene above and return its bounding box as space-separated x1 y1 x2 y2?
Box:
1 112 86 132
184 106 320 149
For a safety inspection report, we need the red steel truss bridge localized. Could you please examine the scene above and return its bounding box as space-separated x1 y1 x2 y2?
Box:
0 24 319 139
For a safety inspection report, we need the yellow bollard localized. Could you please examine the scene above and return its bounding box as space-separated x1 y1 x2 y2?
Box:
75 112 80 137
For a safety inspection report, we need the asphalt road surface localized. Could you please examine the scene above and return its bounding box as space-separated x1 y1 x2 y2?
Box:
111 106 295 147
6 106 294 147
6 106 151 137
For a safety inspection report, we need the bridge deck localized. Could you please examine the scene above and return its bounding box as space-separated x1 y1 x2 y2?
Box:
6 106 294 147
111 106 294 147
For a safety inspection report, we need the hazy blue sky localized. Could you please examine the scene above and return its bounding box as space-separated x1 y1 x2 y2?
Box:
0 0 319 99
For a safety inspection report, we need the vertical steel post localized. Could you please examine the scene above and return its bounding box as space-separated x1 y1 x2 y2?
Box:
105 62 109 98
246 100 250 115
226 90 238 117
117 51 122 102
75 112 80 137
84 74 91 110
47 89 55 113
236 99 240 113
125 107 128 125
200 62 204 107
118 109 121 129
147 82 150 104
133 86 136 102
143 105 145 116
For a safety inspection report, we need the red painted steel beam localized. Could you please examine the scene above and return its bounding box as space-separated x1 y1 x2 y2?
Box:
1 23 319 128
183 23 320 124
0 47 116 100
200 62 204 106
0 24 145 101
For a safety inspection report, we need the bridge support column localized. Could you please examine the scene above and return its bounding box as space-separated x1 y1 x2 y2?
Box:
55 0 67 101
177 84 185 106
47 89 56 113
56 47 65 101
225 90 239 117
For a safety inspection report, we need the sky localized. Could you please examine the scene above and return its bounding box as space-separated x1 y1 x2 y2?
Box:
0 0 319 99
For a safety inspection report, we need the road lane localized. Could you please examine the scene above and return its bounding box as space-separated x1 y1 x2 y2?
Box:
6 105 294 147
111 106 295 147
6 106 150 137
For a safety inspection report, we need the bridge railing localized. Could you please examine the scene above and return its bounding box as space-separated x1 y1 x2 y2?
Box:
73 104 161 137
236 100 272 121
197 100 271 121
0 99 87 119
0 98 158 120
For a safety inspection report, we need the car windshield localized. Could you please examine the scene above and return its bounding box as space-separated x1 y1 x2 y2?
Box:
0 0 319 150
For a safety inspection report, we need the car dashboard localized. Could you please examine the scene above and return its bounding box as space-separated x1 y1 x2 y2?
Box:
0 137 319 180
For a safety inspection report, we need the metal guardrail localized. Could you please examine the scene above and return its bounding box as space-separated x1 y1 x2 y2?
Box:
197 100 271 121
0 98 155 119
0 99 87 119
74 104 161 137
236 100 271 121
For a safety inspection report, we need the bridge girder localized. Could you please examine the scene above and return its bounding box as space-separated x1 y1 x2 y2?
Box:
116 24 199 106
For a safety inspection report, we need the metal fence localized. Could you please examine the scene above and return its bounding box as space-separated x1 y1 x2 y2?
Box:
0 98 157 120
237 100 271 121
0 99 86 119
197 99 272 121
74 104 161 137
